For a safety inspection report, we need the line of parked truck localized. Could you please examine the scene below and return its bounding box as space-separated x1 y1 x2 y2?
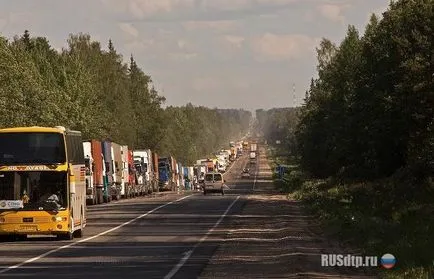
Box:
194 141 245 184
82 139 249 205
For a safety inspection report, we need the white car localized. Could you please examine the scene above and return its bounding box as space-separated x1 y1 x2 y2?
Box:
241 168 250 178
203 172 225 195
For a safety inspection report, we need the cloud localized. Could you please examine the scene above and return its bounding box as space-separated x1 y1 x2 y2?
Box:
177 39 187 49
256 0 298 4
169 52 198 61
303 9 315 22
119 22 139 38
258 14 279 19
0 17 7 32
234 80 250 89
201 0 250 11
176 39 198 53
251 33 319 61
182 20 239 32
0 0 390 110
317 4 347 24
192 77 220 92
201 0 298 11
101 0 195 19
101 0 304 22
124 38 155 53
224 35 245 48
128 0 172 19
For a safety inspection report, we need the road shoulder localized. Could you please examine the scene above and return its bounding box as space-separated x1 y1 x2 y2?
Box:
199 145 378 278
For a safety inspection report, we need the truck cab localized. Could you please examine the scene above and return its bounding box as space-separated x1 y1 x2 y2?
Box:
217 157 227 173
134 150 153 195
158 157 172 191
110 144 121 200
83 142 96 205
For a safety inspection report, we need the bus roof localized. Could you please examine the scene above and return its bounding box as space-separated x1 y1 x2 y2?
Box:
0 126 76 134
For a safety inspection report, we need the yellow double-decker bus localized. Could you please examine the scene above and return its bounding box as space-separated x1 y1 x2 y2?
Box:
0 126 86 240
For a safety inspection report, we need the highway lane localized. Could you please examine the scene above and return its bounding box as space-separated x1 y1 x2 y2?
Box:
0 151 256 279
224 151 256 195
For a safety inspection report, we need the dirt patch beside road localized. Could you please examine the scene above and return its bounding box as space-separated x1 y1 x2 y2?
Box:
199 145 379 278
200 194 378 278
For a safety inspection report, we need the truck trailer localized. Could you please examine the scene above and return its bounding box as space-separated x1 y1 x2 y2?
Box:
83 140 105 205
128 150 138 196
152 151 159 192
91 140 104 204
250 143 257 153
101 141 113 203
111 143 123 200
121 145 130 198
171 157 178 191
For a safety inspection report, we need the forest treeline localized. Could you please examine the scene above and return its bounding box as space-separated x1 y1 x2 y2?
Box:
261 0 433 277
0 31 251 165
256 107 300 156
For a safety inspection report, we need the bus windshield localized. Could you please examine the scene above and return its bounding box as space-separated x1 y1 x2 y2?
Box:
0 132 66 165
0 171 67 211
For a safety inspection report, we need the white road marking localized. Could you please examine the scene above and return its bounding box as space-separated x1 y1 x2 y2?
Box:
0 194 193 274
164 195 241 279
230 252 319 260
229 228 292 233
65 245 210 249
221 235 315 242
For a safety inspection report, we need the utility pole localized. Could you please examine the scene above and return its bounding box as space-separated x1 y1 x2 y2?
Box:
292 83 296 107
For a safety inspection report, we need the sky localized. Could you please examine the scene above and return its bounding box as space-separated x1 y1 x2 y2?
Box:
0 0 389 111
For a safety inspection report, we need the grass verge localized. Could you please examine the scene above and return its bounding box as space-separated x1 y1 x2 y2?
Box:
269 149 434 279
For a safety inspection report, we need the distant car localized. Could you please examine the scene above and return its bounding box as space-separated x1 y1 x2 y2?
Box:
203 172 225 195
241 168 250 178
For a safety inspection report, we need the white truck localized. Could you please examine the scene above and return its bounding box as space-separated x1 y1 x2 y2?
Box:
133 149 153 195
83 142 96 205
216 154 227 172
195 164 207 184
250 143 257 153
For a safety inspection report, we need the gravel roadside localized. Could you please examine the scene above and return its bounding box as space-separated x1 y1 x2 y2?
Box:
199 146 379 279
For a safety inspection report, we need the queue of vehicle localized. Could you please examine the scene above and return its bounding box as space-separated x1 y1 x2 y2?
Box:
0 125 250 240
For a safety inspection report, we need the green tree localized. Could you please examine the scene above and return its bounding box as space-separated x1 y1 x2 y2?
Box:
0 30 252 167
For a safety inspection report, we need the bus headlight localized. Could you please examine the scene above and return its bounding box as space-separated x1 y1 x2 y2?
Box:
52 216 62 222
0 217 5 223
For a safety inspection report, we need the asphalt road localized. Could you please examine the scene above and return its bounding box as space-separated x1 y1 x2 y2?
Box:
0 151 259 279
